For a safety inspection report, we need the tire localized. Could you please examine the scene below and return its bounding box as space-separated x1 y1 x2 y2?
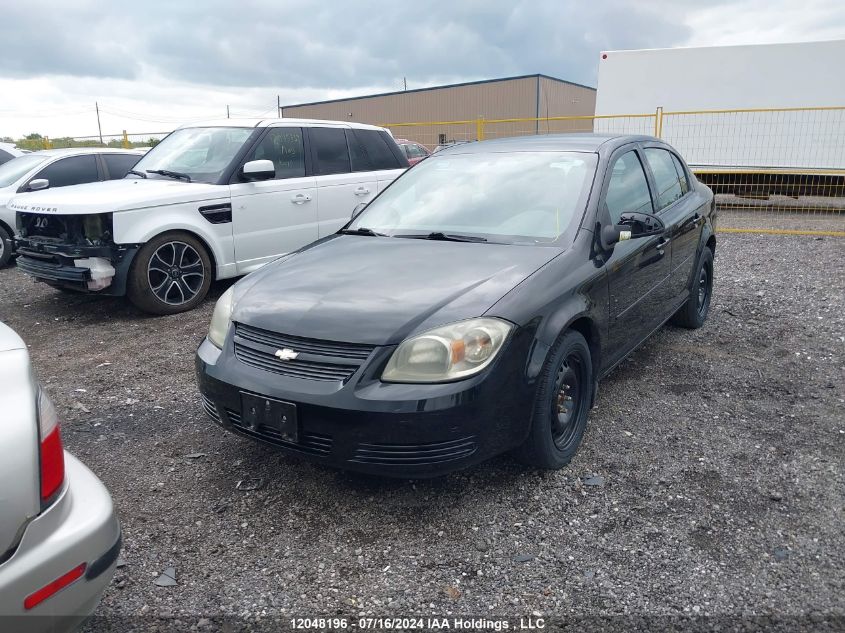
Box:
516 330 593 470
127 232 212 315
671 246 714 329
0 225 12 268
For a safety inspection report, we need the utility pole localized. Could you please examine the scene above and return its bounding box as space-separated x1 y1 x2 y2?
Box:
277 95 281 118
95 101 103 145
226 105 230 119
403 77 407 91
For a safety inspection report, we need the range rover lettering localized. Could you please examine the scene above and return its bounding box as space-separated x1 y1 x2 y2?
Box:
196 134 716 477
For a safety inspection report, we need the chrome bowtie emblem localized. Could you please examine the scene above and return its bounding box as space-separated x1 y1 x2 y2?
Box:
274 348 299 361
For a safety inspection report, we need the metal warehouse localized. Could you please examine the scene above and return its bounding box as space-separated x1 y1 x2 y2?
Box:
280 74 596 148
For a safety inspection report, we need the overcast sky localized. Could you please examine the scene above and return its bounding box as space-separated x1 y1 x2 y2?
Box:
1 0 844 139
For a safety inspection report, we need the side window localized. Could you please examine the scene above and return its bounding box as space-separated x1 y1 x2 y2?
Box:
353 129 401 171
605 151 653 223
310 127 351 175
347 130 372 172
670 153 690 195
644 148 684 210
32 155 99 188
0 149 13 165
246 127 305 179
103 153 141 180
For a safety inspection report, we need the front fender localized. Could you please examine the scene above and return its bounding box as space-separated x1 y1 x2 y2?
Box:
111 203 236 279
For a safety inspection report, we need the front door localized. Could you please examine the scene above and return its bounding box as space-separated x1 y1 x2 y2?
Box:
230 127 318 275
601 148 672 366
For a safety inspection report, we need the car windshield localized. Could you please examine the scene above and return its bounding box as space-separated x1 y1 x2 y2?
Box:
349 150 597 243
0 154 48 188
131 127 253 184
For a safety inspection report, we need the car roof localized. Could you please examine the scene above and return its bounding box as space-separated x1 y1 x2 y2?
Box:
33 147 146 157
436 133 658 155
178 118 388 132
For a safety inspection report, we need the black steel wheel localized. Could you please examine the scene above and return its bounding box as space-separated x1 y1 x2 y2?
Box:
127 231 212 315
671 246 714 329
516 329 592 469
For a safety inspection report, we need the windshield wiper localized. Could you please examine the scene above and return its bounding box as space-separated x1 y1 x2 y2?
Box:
146 169 192 182
338 227 388 237
127 169 147 179
394 231 488 243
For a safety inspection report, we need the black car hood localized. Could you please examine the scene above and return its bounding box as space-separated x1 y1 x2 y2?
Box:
233 235 561 345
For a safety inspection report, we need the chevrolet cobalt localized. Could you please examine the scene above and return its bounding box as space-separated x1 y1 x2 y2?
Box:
196 134 715 476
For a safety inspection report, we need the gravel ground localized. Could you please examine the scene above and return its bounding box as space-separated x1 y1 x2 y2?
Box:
0 234 843 632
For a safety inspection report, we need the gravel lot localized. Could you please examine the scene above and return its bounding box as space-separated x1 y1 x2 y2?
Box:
0 234 843 632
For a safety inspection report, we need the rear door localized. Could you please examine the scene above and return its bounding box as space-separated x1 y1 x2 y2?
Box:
308 127 376 238
601 147 672 365
642 146 703 303
230 126 318 274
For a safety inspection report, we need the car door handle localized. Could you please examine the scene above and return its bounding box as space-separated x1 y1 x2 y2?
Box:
290 193 311 204
354 187 371 196
657 237 671 251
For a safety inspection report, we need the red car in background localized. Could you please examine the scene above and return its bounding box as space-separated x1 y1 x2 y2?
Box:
395 139 431 165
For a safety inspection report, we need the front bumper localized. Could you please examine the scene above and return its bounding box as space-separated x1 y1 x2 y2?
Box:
15 239 138 296
195 330 535 478
0 453 121 632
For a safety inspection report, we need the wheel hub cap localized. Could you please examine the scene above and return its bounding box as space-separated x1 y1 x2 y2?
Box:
147 241 205 306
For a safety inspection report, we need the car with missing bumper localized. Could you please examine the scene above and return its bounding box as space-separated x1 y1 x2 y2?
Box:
0 148 143 268
196 133 716 477
0 321 121 631
10 119 408 314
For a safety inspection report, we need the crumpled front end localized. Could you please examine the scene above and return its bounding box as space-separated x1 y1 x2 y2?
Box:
15 212 138 295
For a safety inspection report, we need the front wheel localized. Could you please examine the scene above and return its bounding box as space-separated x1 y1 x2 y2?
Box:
127 232 212 315
671 247 713 329
516 330 593 470
0 225 13 268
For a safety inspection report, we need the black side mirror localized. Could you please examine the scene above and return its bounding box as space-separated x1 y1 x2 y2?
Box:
621 211 665 237
600 211 665 248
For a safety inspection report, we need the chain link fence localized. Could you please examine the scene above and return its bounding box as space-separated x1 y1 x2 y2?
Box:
383 107 845 236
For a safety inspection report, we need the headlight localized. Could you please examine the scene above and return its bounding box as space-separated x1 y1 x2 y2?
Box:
208 285 235 348
382 318 513 383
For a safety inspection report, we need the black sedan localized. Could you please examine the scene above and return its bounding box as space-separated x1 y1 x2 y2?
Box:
196 133 716 477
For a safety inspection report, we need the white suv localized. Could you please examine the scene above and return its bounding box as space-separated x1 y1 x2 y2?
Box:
11 119 409 314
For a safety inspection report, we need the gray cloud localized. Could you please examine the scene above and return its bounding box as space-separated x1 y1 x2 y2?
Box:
2 0 696 90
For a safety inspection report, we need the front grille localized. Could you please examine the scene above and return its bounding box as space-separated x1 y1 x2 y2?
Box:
233 323 375 383
201 394 220 422
224 407 333 456
350 436 478 466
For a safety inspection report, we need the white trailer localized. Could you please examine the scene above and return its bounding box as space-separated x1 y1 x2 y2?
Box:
594 40 845 171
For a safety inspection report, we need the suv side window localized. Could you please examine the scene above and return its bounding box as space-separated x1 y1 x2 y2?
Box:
644 148 684 210
605 150 653 223
353 129 401 170
310 127 351 175
247 128 305 179
31 155 99 188
670 153 690 195
103 153 141 180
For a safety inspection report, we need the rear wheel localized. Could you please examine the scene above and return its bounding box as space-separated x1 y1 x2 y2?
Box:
516 330 592 470
127 232 212 315
671 247 713 329
0 225 12 268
